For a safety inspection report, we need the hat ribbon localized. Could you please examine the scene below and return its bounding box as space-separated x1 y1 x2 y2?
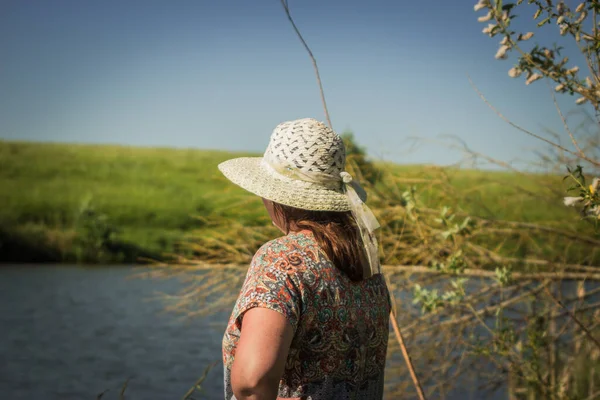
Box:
262 156 382 278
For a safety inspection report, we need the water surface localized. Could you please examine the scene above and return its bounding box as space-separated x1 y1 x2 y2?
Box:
0 265 227 399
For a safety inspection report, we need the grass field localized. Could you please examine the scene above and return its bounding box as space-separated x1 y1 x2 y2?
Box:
0 139 596 264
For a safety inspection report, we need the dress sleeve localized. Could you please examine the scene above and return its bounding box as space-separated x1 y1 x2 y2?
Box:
231 241 302 332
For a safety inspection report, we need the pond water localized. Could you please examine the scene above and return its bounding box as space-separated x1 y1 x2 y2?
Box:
1 265 595 399
0 265 228 399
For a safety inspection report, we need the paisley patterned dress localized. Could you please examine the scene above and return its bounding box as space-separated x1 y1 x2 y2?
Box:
222 230 390 399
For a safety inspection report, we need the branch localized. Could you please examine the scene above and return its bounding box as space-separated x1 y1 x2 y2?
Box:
468 75 600 168
162 262 600 280
390 313 428 400
279 0 333 129
278 3 425 397
383 264 600 281
547 80 587 159
544 286 600 352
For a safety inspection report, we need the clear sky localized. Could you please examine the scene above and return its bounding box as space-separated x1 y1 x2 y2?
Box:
0 0 592 167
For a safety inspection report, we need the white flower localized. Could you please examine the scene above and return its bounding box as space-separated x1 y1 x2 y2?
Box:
564 196 584 207
557 15 565 24
508 67 522 78
586 206 600 218
495 45 510 59
482 23 496 36
576 11 587 24
519 32 534 41
576 3 585 13
500 36 509 45
478 11 492 22
576 97 588 104
591 177 599 194
560 24 569 35
567 66 580 74
526 73 543 85
474 0 489 11
555 83 565 92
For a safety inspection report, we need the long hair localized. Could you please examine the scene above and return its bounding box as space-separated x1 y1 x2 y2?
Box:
271 202 367 282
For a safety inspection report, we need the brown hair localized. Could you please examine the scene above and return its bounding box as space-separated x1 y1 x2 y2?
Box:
272 202 367 282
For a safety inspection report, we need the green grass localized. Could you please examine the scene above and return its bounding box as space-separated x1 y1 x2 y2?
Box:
0 141 262 225
381 163 575 222
0 139 595 264
0 140 269 262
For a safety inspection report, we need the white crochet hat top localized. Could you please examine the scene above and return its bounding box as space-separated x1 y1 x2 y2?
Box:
263 118 346 181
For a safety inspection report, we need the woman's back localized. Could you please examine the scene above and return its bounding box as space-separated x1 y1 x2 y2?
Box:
223 230 390 399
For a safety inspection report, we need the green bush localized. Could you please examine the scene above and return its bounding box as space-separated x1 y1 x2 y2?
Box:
341 131 382 185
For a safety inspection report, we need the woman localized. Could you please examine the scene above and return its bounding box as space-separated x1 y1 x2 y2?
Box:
218 118 390 400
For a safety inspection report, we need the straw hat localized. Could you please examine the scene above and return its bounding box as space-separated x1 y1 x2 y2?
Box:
219 117 382 277
218 118 367 212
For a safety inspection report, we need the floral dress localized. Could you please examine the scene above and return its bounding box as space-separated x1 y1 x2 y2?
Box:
222 230 390 399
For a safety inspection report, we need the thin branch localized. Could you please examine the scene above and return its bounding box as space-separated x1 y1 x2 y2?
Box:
594 4 599 85
544 286 600 351
547 80 586 159
583 389 600 400
390 312 428 400
468 75 600 168
182 360 219 400
279 0 333 129
471 253 600 274
467 215 600 247
550 301 600 321
119 378 131 400
408 281 550 334
164 260 600 280
434 134 526 174
278 3 428 398
383 265 600 281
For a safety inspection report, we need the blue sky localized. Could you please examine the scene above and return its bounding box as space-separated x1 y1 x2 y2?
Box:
0 0 592 167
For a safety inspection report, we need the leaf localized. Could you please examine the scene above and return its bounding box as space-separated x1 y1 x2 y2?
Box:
537 17 550 26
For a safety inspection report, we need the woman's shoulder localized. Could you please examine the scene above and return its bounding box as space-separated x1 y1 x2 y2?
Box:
252 230 321 271
259 230 315 250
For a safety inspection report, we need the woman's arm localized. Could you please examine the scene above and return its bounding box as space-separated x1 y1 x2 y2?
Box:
231 307 294 400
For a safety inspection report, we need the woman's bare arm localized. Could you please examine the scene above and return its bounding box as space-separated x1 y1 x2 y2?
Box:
231 307 294 400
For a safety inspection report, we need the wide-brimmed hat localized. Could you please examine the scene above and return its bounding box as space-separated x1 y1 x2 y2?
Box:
218 118 383 278
218 117 366 212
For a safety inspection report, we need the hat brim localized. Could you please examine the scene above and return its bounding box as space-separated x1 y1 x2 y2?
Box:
218 157 360 212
